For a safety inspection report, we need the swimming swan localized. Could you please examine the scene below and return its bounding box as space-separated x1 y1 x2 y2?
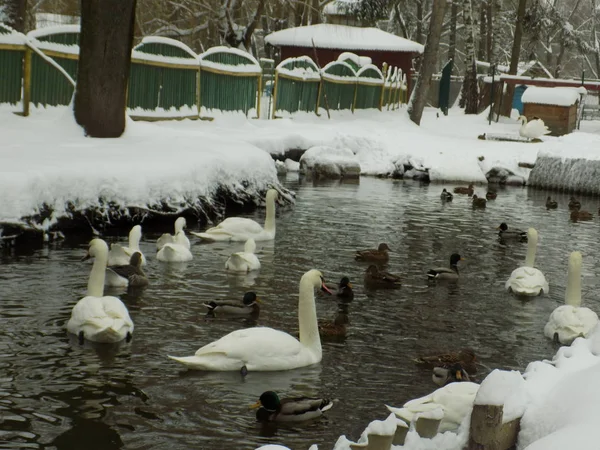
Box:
156 217 192 262
544 251 599 345
67 239 134 343
108 225 147 266
168 269 332 371
191 189 278 242
505 228 549 296
225 238 261 272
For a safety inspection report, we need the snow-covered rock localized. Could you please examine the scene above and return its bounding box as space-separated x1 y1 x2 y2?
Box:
299 146 361 179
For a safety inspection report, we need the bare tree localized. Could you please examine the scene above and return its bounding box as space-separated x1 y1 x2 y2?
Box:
447 0 458 62
408 0 448 125
74 0 136 137
500 0 526 117
459 0 478 114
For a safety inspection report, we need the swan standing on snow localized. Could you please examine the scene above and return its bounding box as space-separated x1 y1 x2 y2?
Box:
191 189 278 242
108 225 147 266
67 239 134 343
168 269 332 371
156 217 193 262
505 228 549 296
544 251 599 345
518 115 551 139
225 238 260 272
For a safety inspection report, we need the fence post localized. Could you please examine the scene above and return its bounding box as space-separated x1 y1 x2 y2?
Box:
255 74 262 119
379 62 388 111
22 46 32 117
196 66 201 118
351 80 358 113
270 71 279 119
468 404 520 450
315 79 322 117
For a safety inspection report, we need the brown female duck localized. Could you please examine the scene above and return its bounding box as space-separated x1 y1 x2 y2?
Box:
472 194 487 208
440 189 453 202
355 243 390 262
105 251 149 288
454 184 474 196
318 313 348 338
432 363 472 386
571 209 593 221
546 197 558 209
568 197 581 210
485 191 497 200
364 265 401 289
414 348 478 375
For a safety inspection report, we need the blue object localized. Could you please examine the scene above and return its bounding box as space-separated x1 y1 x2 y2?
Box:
512 85 527 114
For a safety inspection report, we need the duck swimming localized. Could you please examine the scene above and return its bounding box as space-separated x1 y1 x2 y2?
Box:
546 197 558 209
497 223 528 242
440 189 453 201
355 243 390 262
364 265 401 289
252 391 333 422
432 363 471 387
105 251 149 288
203 292 260 316
336 277 354 302
453 184 474 196
427 253 463 282
414 348 477 375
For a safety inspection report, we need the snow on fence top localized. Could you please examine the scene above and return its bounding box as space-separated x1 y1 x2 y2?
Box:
264 24 424 53
356 64 384 85
27 24 80 41
276 56 321 81
199 46 261 75
321 60 357 83
0 23 27 45
135 36 197 59
27 25 79 55
337 51 372 68
522 86 584 107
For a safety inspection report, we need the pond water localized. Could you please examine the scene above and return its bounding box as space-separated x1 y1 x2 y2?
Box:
2 176 600 450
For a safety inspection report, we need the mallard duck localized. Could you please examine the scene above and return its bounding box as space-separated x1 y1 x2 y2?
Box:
505 228 549 297
318 313 348 338
364 265 401 289
544 251 599 345
427 253 463 281
191 189 278 242
105 251 149 288
497 223 528 242
440 189 453 202
485 191 497 200
203 292 260 316
432 363 471 387
336 277 354 302
355 243 390 262
518 115 550 139
570 210 593 221
252 391 333 422
413 348 477 375
546 197 558 209
453 184 474 196
568 197 581 210
472 194 486 208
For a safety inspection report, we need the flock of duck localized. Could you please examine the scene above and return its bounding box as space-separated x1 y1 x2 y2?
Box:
65 185 600 427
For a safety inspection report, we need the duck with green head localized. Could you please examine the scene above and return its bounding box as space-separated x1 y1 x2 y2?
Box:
251 391 334 422
427 253 463 281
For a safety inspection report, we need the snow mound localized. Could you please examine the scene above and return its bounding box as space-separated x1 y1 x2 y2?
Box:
299 146 361 179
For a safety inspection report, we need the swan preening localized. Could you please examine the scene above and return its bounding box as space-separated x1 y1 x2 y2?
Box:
518 115 551 139
191 189 278 242
157 217 193 262
544 251 599 345
67 239 134 343
108 225 147 266
168 269 332 371
505 228 549 296
225 238 261 272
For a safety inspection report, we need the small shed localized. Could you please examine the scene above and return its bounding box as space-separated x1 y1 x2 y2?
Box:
264 24 423 90
521 86 584 136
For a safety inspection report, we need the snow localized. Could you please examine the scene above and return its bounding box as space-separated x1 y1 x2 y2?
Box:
131 49 199 68
323 0 357 16
521 86 582 107
135 36 197 59
35 13 80 29
0 25 27 45
299 146 361 178
356 65 384 85
264 24 424 53
276 56 321 81
27 24 80 40
338 52 372 67
474 369 527 422
200 45 260 66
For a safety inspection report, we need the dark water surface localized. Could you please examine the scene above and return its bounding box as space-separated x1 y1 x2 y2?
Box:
2 176 600 450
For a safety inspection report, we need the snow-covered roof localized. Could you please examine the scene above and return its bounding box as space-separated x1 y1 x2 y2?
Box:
476 59 553 78
522 86 584 106
323 0 357 16
265 24 424 53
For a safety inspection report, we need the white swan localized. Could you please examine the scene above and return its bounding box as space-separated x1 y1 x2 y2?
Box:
518 115 551 139
386 382 479 433
505 228 549 296
108 225 147 266
156 217 193 262
544 251 599 345
225 238 260 272
67 239 134 343
190 189 278 242
168 269 331 371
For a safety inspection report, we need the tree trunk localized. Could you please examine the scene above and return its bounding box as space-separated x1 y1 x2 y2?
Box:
478 0 486 61
447 0 458 63
500 0 527 117
416 0 424 44
74 0 137 137
4 0 27 32
490 0 501 64
408 0 448 125
460 0 478 114
594 0 600 77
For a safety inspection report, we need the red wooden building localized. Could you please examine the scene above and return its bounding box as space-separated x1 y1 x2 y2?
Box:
264 24 424 90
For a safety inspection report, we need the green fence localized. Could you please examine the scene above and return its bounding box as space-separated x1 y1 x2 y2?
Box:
272 56 321 118
355 65 384 110
129 37 198 115
320 61 357 112
0 24 25 106
199 46 261 117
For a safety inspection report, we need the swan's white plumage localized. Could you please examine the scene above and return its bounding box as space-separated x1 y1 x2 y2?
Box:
105 269 129 288
191 189 277 242
506 228 549 296
386 382 479 433
544 251 599 345
168 269 325 371
67 239 134 343
518 115 551 139
108 225 147 266
225 238 261 272
156 217 193 262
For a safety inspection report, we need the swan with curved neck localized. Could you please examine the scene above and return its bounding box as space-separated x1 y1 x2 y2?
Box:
190 189 278 242
67 239 134 343
156 217 193 262
544 251 599 344
518 115 550 139
225 238 261 272
168 269 332 371
108 225 147 266
505 228 548 296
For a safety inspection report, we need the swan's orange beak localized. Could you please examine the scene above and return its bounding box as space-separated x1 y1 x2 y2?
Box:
250 401 262 409
321 281 333 295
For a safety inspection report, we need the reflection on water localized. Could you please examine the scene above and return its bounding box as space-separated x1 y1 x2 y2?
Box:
2 177 600 449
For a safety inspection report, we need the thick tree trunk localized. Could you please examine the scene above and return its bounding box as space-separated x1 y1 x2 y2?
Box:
416 0 424 44
478 0 486 61
408 0 447 125
74 0 136 137
500 0 527 117
490 0 501 63
447 0 458 63
4 0 27 32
